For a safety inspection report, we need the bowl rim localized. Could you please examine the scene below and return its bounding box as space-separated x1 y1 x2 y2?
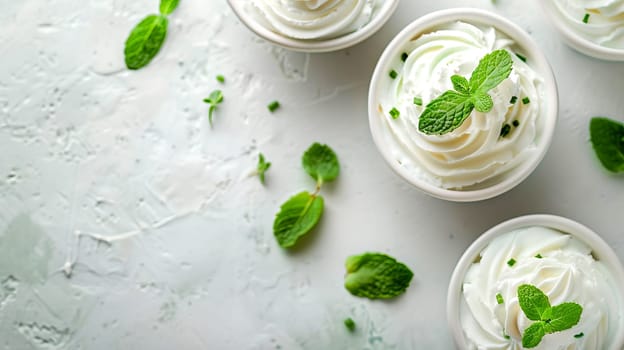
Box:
367 8 559 202
446 214 624 349
225 0 401 53
539 1 624 62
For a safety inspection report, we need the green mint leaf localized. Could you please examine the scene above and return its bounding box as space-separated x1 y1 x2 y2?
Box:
468 49 513 94
418 91 474 135
273 191 324 248
257 153 271 184
518 284 551 321
344 318 356 331
203 90 223 126
451 75 470 94
344 253 414 299
546 302 582 332
589 117 624 173
473 92 494 113
302 143 340 184
124 15 168 70
159 0 180 15
522 322 546 348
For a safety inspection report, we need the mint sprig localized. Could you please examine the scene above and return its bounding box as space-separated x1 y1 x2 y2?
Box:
418 50 513 135
344 253 414 299
517 284 583 348
589 117 624 173
203 90 223 126
124 0 181 70
273 143 340 248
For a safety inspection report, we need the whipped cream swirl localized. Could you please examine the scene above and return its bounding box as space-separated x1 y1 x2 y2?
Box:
378 22 544 189
461 226 624 350
552 0 624 49
247 0 380 40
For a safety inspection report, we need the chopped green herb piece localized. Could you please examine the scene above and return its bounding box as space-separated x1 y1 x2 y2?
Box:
510 96 518 104
589 117 624 173
535 253 543 259
496 293 505 304
583 13 590 23
504 334 510 340
522 97 531 104
574 332 584 338
516 53 527 62
413 97 423 106
401 52 408 62
389 107 400 119
203 90 224 126
216 74 225 83
268 100 280 112
500 124 512 138
513 120 520 127
389 70 398 79
257 153 271 185
344 318 356 331
507 258 516 267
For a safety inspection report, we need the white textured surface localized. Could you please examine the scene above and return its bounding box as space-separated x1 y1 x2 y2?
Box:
0 0 623 349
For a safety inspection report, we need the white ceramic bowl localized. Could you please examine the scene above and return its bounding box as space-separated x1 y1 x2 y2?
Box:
447 214 624 350
540 1 624 61
368 8 558 202
226 0 400 53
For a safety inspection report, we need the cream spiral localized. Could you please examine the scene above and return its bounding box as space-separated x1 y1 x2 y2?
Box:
378 21 543 189
552 0 624 49
247 0 379 40
461 226 624 350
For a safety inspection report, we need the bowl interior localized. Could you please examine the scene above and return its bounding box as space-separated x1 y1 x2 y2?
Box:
446 214 624 349
367 8 558 202
226 0 400 53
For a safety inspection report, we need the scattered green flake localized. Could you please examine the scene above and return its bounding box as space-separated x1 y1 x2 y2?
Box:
389 107 400 119
574 332 584 338
257 153 271 185
507 258 516 266
522 97 531 104
516 53 527 62
413 97 423 106
583 13 590 23
216 74 225 83
500 124 512 138
510 96 518 104
268 100 280 112
513 120 520 127
389 70 398 79
496 293 505 304
344 318 356 331
535 253 543 259
401 52 408 62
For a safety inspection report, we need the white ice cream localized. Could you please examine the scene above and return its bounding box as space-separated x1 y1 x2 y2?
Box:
377 21 544 190
461 226 624 350
247 0 380 40
551 0 624 49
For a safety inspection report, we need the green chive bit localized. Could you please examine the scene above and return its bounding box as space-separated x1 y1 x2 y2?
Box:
535 253 543 259
216 75 225 83
574 332 584 338
583 13 590 23
512 120 520 127
389 107 400 119
389 70 398 79
504 334 510 340
344 318 356 332
413 97 423 106
401 52 408 62
510 96 518 104
500 124 512 138
516 53 527 62
522 97 530 104
268 100 280 112
496 293 504 304
507 258 516 267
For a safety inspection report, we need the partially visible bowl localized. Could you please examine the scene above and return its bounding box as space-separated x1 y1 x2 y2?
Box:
447 214 624 349
227 0 400 53
540 0 624 61
368 8 558 202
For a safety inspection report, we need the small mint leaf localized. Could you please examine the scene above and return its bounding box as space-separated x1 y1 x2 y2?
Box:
468 49 513 94
418 91 474 135
547 302 582 332
518 284 551 321
302 143 340 184
257 153 271 184
273 191 324 248
344 253 414 299
451 75 470 94
124 15 168 70
473 92 494 113
159 0 180 15
204 90 223 126
589 117 624 173
522 322 546 348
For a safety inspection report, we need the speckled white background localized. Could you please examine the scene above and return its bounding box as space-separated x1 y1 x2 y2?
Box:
0 0 623 349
